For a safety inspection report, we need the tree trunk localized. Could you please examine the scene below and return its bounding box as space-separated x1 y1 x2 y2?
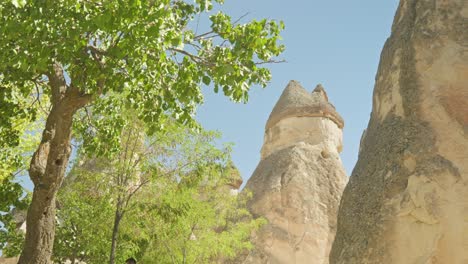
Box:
18 106 75 264
18 64 91 264
109 205 123 264
70 247 77 264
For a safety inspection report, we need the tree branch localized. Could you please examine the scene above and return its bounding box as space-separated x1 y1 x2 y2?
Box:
192 13 248 41
255 59 286 65
169 48 202 62
32 80 49 115
169 48 214 67
233 12 250 25
87 45 106 70
47 62 67 104
193 31 216 40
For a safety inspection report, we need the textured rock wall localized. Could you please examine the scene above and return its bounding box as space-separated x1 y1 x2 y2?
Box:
261 117 343 160
330 1 468 263
0 257 18 264
245 143 347 264
244 82 347 264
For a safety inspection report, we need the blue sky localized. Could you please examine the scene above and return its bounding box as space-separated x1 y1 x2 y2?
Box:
197 0 399 185
16 1 400 191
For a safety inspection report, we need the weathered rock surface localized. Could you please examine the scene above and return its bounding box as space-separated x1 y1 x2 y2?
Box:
244 81 347 264
330 1 468 263
0 257 18 264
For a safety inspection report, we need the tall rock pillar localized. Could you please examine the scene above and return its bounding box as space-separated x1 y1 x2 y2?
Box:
331 1 468 263
244 81 348 264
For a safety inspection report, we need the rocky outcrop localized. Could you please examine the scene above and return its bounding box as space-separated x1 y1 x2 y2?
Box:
0 257 19 264
223 162 243 196
330 1 468 263
244 81 347 264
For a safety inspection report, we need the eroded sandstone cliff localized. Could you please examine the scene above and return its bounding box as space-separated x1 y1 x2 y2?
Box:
244 81 347 264
0 258 18 264
330 1 468 263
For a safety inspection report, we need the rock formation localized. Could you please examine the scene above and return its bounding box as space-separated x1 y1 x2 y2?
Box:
243 81 347 264
223 162 243 196
330 1 468 263
0 257 19 264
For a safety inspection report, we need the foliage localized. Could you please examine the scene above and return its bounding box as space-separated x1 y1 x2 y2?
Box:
0 89 44 255
53 122 263 263
53 169 115 264
0 0 283 260
135 177 264 264
0 83 46 182
0 191 30 257
0 0 285 151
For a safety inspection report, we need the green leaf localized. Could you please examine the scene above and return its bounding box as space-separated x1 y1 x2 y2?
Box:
202 76 211 86
11 0 26 8
0 2 284 258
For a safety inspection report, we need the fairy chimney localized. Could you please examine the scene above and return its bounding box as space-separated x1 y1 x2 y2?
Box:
243 81 347 264
330 1 468 263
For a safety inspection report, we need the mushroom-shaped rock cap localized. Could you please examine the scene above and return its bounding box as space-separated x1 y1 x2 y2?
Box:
265 80 344 130
225 162 243 189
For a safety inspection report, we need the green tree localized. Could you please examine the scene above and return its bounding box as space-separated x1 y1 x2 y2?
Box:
0 90 45 256
0 1 284 262
135 174 263 264
53 169 115 264
53 123 262 264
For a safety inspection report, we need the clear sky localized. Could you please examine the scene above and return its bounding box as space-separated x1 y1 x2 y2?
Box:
16 1 400 192
196 0 400 185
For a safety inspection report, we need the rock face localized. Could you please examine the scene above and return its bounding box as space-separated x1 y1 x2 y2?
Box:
244 81 347 264
224 163 243 196
0 257 19 264
330 1 468 264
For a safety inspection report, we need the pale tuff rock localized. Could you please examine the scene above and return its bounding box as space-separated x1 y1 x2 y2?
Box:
265 82 344 132
0 258 19 264
330 1 468 264
261 81 344 159
244 81 347 264
225 162 243 190
220 163 243 196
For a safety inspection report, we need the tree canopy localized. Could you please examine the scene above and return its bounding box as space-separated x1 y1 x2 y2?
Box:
52 123 263 263
1 0 284 125
1 0 285 158
0 0 284 262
